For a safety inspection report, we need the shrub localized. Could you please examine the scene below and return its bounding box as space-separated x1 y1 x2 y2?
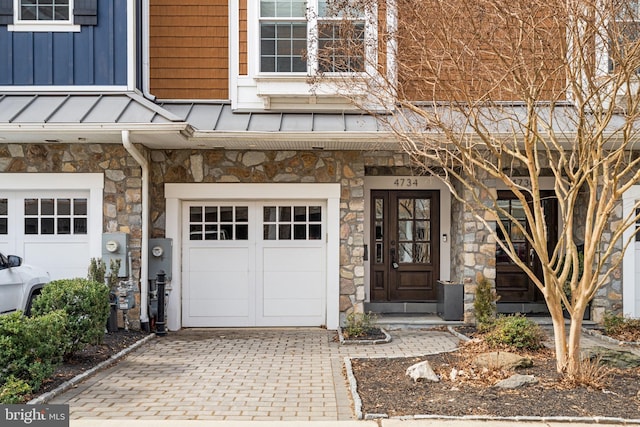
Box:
343 311 378 338
603 312 640 341
0 310 68 394
0 377 32 404
563 355 611 389
32 278 110 355
484 314 545 350
474 275 499 331
87 258 106 284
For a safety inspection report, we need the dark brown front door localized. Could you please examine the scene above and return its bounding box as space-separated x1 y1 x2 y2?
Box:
495 191 558 302
370 190 440 301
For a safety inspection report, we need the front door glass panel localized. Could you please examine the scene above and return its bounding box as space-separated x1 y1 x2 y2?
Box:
398 198 431 264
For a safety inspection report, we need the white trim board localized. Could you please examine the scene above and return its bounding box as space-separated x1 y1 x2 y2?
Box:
623 185 640 317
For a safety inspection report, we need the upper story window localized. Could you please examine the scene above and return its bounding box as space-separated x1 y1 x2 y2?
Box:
1 0 98 32
259 0 366 74
19 0 71 21
260 0 307 72
233 0 383 110
608 1 640 72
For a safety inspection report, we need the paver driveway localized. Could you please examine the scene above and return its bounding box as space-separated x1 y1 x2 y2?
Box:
49 328 460 421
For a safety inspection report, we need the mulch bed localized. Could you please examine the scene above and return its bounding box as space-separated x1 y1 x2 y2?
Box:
341 327 388 342
27 329 150 401
352 332 640 420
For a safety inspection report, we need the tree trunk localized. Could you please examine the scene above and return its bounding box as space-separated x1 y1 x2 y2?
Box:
566 304 586 377
548 302 568 373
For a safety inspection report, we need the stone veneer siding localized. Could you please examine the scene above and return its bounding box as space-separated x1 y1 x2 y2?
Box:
0 142 145 328
1 143 621 325
148 149 368 318
573 190 622 323
450 175 497 323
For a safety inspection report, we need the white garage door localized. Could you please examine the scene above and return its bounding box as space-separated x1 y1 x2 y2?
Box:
0 191 91 280
182 201 326 327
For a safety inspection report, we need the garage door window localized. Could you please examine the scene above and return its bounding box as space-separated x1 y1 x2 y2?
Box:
0 199 6 234
24 198 87 235
189 206 249 240
263 205 322 240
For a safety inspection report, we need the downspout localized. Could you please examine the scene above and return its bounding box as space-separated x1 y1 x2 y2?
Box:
141 0 154 100
121 130 150 330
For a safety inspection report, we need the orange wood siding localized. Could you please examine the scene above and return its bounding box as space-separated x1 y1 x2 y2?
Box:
150 0 229 100
396 0 567 102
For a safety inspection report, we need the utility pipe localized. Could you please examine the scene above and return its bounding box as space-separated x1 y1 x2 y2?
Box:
141 0 154 100
121 130 150 330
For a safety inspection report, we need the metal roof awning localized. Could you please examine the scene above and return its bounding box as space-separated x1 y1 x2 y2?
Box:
5 94 625 151
0 92 189 146
0 93 398 150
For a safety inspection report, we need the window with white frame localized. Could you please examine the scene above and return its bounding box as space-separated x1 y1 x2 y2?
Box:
263 205 322 240
188 205 249 241
259 0 367 74
2 0 99 32
24 197 87 235
608 1 640 72
18 0 71 22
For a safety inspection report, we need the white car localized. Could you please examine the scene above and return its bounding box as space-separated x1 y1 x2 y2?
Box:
0 252 50 315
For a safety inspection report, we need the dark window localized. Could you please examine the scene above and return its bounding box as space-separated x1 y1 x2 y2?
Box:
23 197 88 235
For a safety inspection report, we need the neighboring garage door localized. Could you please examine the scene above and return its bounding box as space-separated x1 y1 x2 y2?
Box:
182 201 326 327
0 191 91 280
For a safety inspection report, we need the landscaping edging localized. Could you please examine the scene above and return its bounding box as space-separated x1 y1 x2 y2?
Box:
582 327 640 346
28 334 155 405
337 327 392 345
344 327 640 423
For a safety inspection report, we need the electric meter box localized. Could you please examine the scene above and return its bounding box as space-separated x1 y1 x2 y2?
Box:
149 238 172 280
102 232 129 277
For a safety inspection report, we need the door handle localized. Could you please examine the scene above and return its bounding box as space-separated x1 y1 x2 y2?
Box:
529 248 535 267
391 247 399 269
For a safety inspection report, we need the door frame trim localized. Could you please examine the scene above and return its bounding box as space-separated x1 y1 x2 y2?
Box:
165 183 341 331
623 185 640 317
364 176 452 302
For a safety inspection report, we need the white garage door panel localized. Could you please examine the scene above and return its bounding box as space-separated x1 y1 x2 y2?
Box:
187 247 251 320
24 242 89 280
263 247 323 272
263 298 323 317
189 247 249 271
0 242 11 255
188 271 249 299
190 298 249 317
263 272 323 299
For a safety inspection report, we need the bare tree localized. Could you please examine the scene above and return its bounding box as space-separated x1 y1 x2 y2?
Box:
314 0 640 376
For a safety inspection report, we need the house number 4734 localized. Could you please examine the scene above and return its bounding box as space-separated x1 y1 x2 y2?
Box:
393 178 419 188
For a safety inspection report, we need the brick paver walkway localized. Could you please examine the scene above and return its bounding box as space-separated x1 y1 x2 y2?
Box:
48 328 460 421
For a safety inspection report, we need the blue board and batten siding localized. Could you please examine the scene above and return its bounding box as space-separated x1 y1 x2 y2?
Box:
0 0 128 86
